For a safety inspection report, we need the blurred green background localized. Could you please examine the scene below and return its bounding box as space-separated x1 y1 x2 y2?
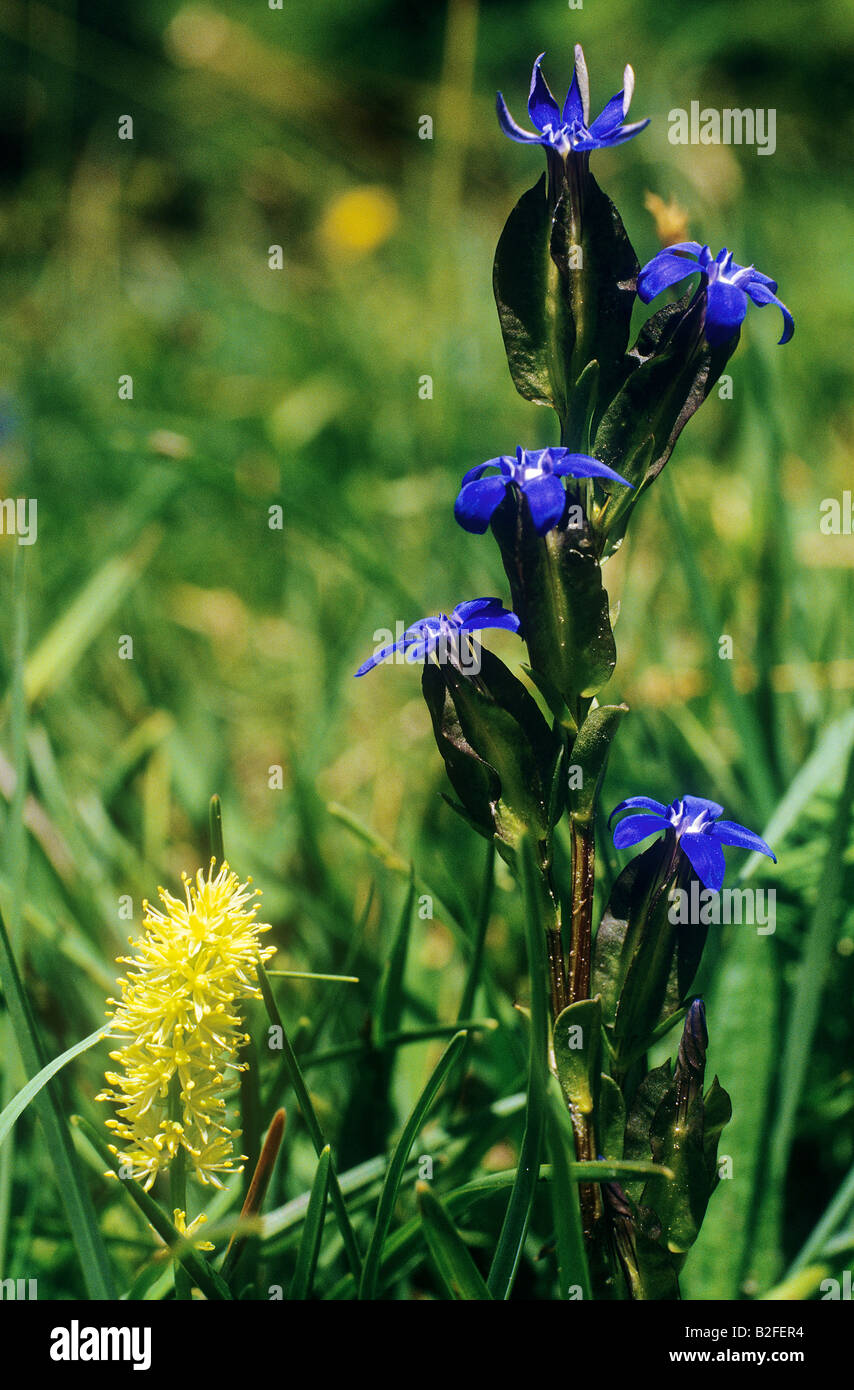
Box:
0 0 853 1299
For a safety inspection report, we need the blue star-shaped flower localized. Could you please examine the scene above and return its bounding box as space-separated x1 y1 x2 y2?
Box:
454 446 632 537
354 598 520 677
637 242 794 348
608 793 776 893
497 46 649 156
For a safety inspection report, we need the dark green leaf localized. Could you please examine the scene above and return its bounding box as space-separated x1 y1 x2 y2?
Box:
553 997 602 1116
491 491 616 709
642 1089 709 1256
289 1147 332 1300
594 294 740 544
422 661 499 841
592 837 673 1027
440 649 554 849
549 167 639 433
493 174 558 411
598 1074 626 1162
702 1076 733 1191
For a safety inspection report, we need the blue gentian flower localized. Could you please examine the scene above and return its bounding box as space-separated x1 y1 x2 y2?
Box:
497 46 649 156
454 446 632 536
354 598 520 677
608 793 776 893
637 242 794 348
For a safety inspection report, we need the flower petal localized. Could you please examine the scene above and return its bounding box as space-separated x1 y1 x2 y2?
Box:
562 67 584 126
551 451 633 488
588 87 631 139
460 611 521 635
637 251 701 303
612 813 670 849
460 456 513 487
454 475 509 533
679 795 724 823
453 597 519 633
708 820 776 862
745 268 778 291
621 64 636 117
704 278 748 346
608 796 670 824
665 241 705 257
679 833 726 893
572 43 590 124
354 637 406 677
496 92 543 144
521 472 567 534
520 446 551 472
404 637 435 663
743 281 794 344
528 53 561 131
589 117 650 148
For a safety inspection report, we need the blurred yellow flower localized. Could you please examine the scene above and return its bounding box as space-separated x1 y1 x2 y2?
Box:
643 191 691 248
318 186 398 259
98 861 275 1190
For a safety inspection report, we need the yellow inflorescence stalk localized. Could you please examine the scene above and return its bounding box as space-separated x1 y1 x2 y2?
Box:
98 860 275 1190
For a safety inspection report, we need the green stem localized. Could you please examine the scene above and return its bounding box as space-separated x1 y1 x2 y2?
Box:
535 843 568 1021
568 818 595 1004
168 1073 192 1301
565 811 599 1239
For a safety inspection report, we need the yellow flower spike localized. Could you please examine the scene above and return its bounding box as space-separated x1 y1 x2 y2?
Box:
98 860 275 1190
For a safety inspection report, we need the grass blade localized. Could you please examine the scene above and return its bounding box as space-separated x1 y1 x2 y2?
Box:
73 1115 231 1300
0 1025 111 1148
487 834 549 1299
0 547 30 1271
547 1076 592 1300
786 1159 854 1277
737 709 854 882
767 742 854 1214
289 1146 332 1300
23 529 161 707
0 904 116 1298
256 960 363 1280
681 926 780 1298
376 869 416 1045
266 970 360 984
417 1181 492 1300
329 1159 666 1298
661 477 777 818
358 1029 468 1299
